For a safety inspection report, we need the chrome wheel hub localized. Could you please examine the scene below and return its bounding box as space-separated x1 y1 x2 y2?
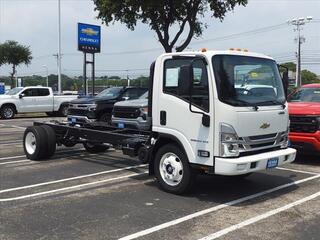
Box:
25 132 36 154
3 108 13 118
159 152 183 186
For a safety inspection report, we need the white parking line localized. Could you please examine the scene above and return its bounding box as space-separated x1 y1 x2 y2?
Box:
0 171 148 202
0 124 26 130
199 190 320 240
119 174 320 240
0 160 30 165
0 164 148 194
0 155 25 161
0 148 85 162
276 167 319 175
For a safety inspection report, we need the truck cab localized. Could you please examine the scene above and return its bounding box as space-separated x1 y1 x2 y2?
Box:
148 50 296 192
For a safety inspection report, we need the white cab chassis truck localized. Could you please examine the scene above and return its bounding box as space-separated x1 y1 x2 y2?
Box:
23 50 296 194
0 86 78 119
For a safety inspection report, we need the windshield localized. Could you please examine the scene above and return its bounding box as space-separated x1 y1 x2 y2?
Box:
139 91 149 99
96 87 123 99
289 88 320 102
212 55 286 107
5 87 23 95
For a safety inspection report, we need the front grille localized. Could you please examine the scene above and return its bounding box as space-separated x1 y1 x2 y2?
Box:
68 108 89 116
290 115 318 133
239 132 286 152
113 106 141 119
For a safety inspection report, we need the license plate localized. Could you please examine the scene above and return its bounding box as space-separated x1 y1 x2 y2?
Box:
68 117 77 124
118 122 125 129
267 157 279 169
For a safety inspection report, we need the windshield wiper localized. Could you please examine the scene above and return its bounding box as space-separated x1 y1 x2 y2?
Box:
257 100 286 109
227 99 259 111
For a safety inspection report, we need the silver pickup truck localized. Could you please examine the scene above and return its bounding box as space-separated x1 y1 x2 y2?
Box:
111 91 151 130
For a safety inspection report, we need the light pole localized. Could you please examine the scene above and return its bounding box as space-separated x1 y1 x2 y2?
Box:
42 65 49 87
288 16 313 87
57 0 62 94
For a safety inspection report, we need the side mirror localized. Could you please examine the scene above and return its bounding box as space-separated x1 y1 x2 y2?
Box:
178 65 193 96
279 65 289 98
19 93 25 99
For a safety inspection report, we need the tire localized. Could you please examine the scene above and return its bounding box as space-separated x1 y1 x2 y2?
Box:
23 126 48 160
99 113 111 124
83 142 109 153
154 144 194 194
0 105 15 119
58 104 69 117
138 146 149 164
41 125 56 158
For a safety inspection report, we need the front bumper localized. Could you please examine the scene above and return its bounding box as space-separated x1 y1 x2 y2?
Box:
289 131 320 153
215 148 296 175
112 116 151 130
67 115 96 125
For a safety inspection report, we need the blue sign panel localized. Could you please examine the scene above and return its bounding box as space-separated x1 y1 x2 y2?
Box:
78 23 101 53
0 82 5 95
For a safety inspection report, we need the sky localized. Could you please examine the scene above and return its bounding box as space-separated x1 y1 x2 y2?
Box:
0 0 319 79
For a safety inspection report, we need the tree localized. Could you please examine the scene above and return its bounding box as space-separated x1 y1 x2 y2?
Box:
93 0 248 53
301 70 319 85
0 44 5 67
281 62 296 72
2 40 32 88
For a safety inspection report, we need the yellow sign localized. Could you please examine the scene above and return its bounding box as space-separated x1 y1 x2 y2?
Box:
250 72 258 78
81 28 99 36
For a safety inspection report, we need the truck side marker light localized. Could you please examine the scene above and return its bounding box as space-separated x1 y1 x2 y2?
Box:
198 150 210 158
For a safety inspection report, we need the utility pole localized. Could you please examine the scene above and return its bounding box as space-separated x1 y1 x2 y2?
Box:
288 16 313 87
57 0 62 94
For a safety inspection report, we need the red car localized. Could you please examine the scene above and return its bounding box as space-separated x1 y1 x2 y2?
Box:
288 84 320 155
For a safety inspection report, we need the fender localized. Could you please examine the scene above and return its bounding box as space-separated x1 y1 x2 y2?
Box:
148 132 189 175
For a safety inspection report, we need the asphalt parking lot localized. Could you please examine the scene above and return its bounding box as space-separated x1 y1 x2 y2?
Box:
0 116 320 240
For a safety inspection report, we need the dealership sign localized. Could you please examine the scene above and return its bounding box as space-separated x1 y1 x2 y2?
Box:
78 23 101 53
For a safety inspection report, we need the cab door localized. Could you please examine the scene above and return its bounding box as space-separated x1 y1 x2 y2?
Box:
154 57 214 167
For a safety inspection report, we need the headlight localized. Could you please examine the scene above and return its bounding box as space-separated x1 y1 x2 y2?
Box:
220 124 240 157
88 104 97 111
140 107 148 120
280 128 289 149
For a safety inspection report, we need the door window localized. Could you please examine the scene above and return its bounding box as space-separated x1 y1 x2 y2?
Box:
38 88 50 96
22 89 39 97
163 58 210 112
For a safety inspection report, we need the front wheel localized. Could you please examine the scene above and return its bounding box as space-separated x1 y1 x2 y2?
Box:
99 113 111 124
58 105 69 117
154 144 194 194
1 105 15 119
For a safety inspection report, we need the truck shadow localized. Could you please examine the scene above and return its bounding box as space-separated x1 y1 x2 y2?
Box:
145 172 300 206
294 153 320 167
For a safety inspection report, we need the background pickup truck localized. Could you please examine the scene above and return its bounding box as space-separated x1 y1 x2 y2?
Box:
0 86 78 119
288 83 320 155
67 86 147 124
112 91 151 130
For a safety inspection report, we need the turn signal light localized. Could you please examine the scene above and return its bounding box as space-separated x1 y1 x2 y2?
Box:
200 48 207 52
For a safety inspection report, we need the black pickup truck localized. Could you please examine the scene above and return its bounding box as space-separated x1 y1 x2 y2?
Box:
67 86 147 124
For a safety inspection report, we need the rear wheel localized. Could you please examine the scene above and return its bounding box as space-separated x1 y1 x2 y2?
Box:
41 125 56 158
23 126 48 160
83 142 109 153
1 105 15 119
154 144 194 194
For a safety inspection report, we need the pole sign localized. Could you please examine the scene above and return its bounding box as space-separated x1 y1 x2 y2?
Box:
0 82 4 95
78 23 101 53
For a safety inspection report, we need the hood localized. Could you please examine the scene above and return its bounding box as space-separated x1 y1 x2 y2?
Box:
289 102 320 115
0 95 13 100
70 97 97 104
114 98 148 108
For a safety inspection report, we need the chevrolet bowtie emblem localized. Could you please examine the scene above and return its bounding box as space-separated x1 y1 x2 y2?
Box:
260 123 271 129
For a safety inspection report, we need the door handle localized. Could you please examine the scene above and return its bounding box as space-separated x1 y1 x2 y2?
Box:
160 111 166 125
